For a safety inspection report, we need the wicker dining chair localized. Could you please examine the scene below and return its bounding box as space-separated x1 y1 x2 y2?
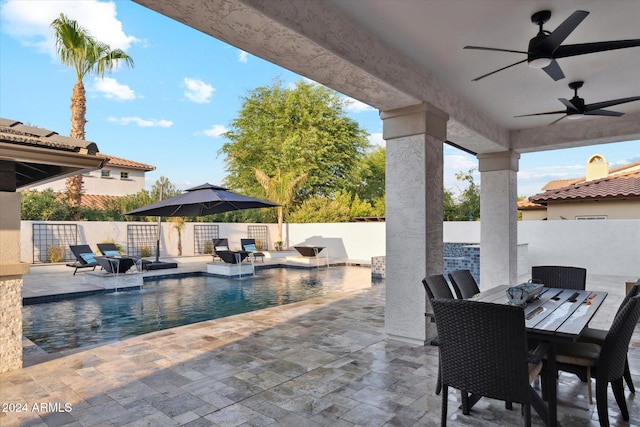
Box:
422 275 455 395
531 265 587 290
431 298 548 427
553 295 640 427
448 269 480 299
577 279 640 394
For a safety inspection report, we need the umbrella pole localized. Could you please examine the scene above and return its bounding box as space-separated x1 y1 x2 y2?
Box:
155 184 163 263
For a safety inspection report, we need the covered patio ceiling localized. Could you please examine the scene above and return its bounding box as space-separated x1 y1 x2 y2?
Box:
133 0 639 156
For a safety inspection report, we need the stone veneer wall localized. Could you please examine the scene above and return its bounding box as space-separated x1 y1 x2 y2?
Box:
371 243 481 283
443 243 480 284
0 276 23 372
371 256 386 279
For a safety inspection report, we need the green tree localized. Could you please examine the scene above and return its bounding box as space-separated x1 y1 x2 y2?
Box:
455 169 481 220
20 189 70 220
443 169 481 221
254 168 307 245
288 196 351 223
349 146 386 203
221 80 370 202
50 13 134 218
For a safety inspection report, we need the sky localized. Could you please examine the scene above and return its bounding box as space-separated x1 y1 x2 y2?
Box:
1 0 638 198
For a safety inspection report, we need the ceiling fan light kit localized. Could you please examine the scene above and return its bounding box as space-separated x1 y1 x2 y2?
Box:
528 57 552 69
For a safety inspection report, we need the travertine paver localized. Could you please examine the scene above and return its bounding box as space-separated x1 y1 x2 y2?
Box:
2 269 639 426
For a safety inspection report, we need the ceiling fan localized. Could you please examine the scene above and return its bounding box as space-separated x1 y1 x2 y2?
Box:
514 81 640 125
465 10 640 81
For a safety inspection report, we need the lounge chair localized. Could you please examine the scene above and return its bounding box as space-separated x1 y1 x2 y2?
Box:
212 238 230 262
97 242 149 272
240 238 265 262
67 245 100 275
215 250 250 264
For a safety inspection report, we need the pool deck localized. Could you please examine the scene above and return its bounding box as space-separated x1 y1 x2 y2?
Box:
2 262 639 426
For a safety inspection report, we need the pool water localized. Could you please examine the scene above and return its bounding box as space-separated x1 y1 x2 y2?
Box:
22 266 372 353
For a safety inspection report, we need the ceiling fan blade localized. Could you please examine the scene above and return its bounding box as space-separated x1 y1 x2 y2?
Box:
558 98 580 112
584 96 640 111
464 46 529 54
542 59 565 81
585 109 625 117
548 115 568 126
538 10 589 53
554 40 640 58
514 110 566 118
471 58 528 81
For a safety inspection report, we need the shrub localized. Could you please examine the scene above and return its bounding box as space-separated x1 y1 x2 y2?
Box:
48 245 65 263
140 245 151 257
204 241 213 255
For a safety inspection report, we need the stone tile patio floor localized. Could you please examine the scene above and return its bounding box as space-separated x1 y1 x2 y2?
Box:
1 265 638 426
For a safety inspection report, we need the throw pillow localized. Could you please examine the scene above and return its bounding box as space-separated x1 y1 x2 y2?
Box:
104 250 120 257
79 253 96 264
215 246 229 251
245 244 257 252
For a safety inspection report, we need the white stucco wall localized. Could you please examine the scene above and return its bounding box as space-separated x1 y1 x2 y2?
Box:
19 220 640 279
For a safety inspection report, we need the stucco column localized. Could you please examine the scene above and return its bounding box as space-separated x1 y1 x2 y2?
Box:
0 190 29 373
478 151 520 288
381 103 447 344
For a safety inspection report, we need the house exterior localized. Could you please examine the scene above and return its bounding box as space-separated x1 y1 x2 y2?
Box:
519 154 640 220
29 154 155 197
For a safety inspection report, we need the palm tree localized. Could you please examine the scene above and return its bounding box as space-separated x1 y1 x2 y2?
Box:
50 13 134 216
255 168 307 248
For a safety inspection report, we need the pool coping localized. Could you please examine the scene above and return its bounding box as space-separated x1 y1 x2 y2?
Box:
22 262 352 305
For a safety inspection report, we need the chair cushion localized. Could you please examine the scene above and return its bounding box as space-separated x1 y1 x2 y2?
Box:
79 253 96 264
555 342 601 367
578 327 607 345
245 244 257 251
528 361 543 383
104 250 120 257
215 245 229 251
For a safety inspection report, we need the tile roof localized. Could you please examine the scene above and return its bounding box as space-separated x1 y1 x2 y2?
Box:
79 194 122 210
517 199 545 210
529 170 640 205
0 118 98 154
98 153 155 171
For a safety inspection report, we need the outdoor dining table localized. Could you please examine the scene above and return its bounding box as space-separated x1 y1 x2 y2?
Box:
470 285 608 427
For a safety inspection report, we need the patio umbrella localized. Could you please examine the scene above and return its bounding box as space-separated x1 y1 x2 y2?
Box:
125 183 279 217
124 183 279 269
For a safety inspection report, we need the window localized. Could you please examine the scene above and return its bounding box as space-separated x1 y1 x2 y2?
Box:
576 215 607 220
120 172 129 179
101 170 110 178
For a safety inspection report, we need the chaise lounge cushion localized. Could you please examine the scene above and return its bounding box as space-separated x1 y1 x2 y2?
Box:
79 253 97 264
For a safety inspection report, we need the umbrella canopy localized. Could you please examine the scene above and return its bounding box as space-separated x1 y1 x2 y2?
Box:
125 183 279 217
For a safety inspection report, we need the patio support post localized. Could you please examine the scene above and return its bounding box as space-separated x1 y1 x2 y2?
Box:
0 190 29 373
478 151 520 288
381 103 448 344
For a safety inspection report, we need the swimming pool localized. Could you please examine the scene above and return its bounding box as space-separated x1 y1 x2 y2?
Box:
22 266 372 353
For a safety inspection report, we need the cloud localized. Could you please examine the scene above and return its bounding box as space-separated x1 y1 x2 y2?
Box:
238 50 248 63
343 96 375 113
368 132 385 146
93 77 135 101
201 125 229 137
1 0 139 58
108 116 173 127
444 154 477 172
183 78 215 104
